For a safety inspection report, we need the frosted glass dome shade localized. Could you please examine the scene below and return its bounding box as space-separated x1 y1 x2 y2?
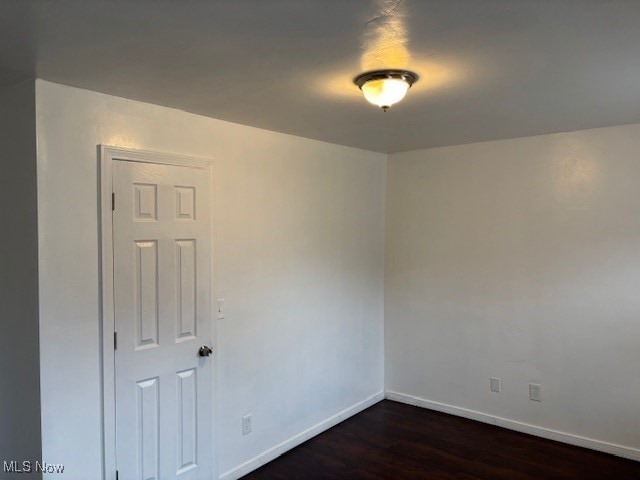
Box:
354 70 418 111
361 78 410 109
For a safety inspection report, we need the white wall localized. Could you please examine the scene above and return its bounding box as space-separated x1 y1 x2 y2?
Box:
35 77 640 477
35 80 386 479
0 79 42 477
385 124 640 455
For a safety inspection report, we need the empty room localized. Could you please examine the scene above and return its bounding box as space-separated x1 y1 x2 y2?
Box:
1 1 639 479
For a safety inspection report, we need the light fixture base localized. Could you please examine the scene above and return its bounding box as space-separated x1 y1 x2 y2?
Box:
353 69 418 89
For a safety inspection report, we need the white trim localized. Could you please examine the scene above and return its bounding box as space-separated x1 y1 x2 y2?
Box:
385 390 640 462
219 391 385 480
101 145 214 170
99 146 217 480
99 148 116 480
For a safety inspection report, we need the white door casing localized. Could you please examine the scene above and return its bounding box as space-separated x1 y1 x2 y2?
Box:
100 147 215 480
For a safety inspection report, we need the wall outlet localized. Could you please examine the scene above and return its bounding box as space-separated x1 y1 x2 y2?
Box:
490 377 501 393
242 414 252 435
529 383 542 402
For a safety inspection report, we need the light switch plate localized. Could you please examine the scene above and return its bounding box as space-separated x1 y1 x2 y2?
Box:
217 298 225 320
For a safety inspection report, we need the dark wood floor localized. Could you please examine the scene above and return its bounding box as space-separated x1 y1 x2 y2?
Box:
242 400 640 480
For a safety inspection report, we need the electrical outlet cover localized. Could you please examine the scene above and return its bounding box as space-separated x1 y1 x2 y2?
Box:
490 377 501 393
529 383 542 402
242 414 252 435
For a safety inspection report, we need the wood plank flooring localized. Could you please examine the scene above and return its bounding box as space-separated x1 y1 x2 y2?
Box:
242 400 640 479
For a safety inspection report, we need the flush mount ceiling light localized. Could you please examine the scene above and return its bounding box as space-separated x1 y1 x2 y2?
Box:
354 69 418 112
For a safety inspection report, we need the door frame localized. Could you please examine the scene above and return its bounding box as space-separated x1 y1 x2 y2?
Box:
99 146 217 480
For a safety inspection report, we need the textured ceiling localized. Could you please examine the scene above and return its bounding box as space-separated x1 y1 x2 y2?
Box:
1 0 640 153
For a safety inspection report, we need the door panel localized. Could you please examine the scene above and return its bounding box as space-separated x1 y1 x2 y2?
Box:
176 239 197 341
134 240 159 350
136 377 160 480
113 160 213 480
176 368 197 474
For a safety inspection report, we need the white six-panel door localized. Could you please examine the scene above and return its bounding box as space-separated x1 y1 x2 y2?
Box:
113 159 213 480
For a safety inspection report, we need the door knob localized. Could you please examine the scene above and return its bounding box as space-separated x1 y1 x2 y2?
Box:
198 345 213 357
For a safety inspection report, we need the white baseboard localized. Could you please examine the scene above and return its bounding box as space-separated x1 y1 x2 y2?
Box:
219 391 385 480
385 390 640 462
